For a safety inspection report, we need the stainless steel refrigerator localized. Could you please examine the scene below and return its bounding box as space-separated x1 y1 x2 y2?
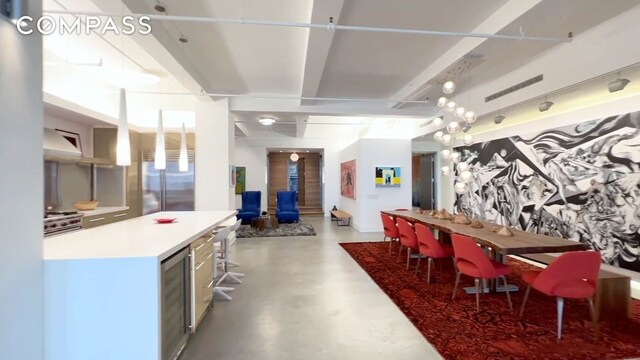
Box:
142 149 195 215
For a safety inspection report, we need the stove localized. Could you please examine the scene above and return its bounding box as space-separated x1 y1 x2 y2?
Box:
44 211 84 237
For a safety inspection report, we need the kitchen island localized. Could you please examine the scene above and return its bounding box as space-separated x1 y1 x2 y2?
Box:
44 211 236 360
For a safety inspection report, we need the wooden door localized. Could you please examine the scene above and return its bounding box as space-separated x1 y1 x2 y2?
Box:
268 153 289 208
297 158 306 205
304 154 321 207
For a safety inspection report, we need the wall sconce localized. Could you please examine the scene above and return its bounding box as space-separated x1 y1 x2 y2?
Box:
538 99 554 112
1 0 26 24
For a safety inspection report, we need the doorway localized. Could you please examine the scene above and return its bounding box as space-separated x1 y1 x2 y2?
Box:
412 153 436 210
267 151 323 215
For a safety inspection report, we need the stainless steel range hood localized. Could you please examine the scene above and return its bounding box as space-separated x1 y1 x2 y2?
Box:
43 128 82 158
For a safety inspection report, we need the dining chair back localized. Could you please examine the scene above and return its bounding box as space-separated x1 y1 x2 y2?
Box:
451 234 512 312
381 213 399 239
519 251 601 339
396 217 420 269
452 234 499 279
396 218 418 248
414 223 455 282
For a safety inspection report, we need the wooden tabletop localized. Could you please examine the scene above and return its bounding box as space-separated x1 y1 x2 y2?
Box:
383 210 588 256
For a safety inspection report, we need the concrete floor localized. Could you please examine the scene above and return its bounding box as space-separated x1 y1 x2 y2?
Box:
181 217 442 360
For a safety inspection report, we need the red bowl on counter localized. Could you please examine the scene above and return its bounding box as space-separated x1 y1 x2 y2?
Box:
154 218 177 224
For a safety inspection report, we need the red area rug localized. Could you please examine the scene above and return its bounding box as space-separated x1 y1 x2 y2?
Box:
340 241 640 360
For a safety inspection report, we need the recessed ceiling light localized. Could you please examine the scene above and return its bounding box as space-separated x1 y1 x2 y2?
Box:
259 117 276 125
179 36 189 43
154 1 167 12
494 115 506 124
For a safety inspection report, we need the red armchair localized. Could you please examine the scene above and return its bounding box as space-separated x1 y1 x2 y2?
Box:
519 251 601 339
381 213 400 256
414 223 455 282
396 218 420 270
451 234 513 312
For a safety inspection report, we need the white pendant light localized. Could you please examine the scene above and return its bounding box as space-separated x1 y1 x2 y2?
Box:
155 110 166 170
178 122 188 172
116 88 131 166
433 116 443 126
437 97 448 108
464 110 477 123
445 100 456 113
463 134 473 145
457 162 469 172
450 151 461 163
446 121 461 134
433 130 444 142
461 170 473 183
454 181 468 194
441 134 452 146
440 166 451 176
442 81 456 95
290 153 300 162
455 106 466 118
441 149 451 160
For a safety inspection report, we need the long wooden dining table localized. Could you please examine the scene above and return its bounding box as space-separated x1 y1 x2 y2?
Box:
382 210 588 294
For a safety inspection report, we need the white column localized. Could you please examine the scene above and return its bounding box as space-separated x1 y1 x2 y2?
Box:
0 6 45 360
195 98 234 210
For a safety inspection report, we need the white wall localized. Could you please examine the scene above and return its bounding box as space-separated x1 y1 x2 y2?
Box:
195 99 234 210
43 114 94 157
0 9 45 360
234 137 340 216
339 139 412 232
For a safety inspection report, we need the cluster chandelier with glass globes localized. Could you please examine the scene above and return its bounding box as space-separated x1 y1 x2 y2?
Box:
433 80 477 196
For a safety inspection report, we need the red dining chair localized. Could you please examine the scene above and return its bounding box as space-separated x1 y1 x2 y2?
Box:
396 218 420 270
380 213 400 256
519 251 601 339
414 223 455 282
451 234 512 312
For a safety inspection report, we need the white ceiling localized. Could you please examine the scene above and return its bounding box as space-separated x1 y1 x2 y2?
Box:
43 0 640 139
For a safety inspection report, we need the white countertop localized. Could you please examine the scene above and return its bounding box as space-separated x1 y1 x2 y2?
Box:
79 206 130 217
44 211 236 261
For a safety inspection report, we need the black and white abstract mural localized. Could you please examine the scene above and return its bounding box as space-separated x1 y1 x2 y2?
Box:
455 111 640 272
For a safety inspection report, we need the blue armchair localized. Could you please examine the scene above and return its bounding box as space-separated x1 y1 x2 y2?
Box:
276 191 299 223
237 191 261 224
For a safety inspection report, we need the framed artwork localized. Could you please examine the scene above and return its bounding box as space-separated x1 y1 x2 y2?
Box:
56 129 82 154
235 166 246 194
230 165 236 187
341 159 356 199
375 166 401 187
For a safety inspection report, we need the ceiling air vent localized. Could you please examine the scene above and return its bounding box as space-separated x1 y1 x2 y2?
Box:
485 74 543 103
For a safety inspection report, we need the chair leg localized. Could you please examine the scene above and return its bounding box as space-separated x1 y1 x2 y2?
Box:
557 297 564 339
475 278 481 312
501 275 512 310
519 284 531 317
397 245 403 262
406 248 412 270
388 238 393 257
427 257 433 284
451 257 457 274
587 297 599 338
452 271 462 300
415 256 422 275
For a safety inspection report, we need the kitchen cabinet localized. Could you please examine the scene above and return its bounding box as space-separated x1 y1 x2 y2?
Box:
82 208 130 229
190 234 215 332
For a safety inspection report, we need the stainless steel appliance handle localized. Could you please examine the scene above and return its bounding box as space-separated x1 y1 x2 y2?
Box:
113 213 127 218
89 217 106 222
195 261 205 271
205 252 214 260
194 244 205 251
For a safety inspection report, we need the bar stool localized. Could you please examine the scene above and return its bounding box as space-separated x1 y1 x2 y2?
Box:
216 219 245 286
211 226 235 301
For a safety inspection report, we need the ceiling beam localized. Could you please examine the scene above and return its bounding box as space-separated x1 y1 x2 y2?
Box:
389 0 543 108
296 115 308 138
299 0 345 106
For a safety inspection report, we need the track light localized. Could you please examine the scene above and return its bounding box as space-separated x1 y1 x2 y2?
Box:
538 100 554 112
608 78 630 93
494 115 506 124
